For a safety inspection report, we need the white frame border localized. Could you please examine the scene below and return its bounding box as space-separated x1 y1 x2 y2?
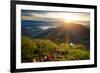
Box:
16 4 95 69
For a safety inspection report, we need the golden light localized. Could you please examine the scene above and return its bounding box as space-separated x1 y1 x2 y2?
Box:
63 14 80 23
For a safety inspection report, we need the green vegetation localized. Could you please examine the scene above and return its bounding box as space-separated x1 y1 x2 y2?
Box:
21 36 90 63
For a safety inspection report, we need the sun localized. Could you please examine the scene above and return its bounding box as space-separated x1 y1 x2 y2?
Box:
64 19 74 23
63 14 80 23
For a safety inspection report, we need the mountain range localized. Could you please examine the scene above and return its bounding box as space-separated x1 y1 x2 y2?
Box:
22 21 90 49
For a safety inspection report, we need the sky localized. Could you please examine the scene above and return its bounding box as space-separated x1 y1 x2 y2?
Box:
21 10 90 27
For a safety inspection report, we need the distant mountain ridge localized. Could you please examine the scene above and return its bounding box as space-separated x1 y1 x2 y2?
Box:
21 20 61 27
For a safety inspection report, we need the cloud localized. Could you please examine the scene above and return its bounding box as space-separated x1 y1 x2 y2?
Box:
21 10 90 22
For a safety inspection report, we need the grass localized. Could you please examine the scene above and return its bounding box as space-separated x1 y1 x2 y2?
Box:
21 36 90 63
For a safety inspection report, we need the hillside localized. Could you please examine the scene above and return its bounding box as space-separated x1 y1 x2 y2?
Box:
22 23 90 48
